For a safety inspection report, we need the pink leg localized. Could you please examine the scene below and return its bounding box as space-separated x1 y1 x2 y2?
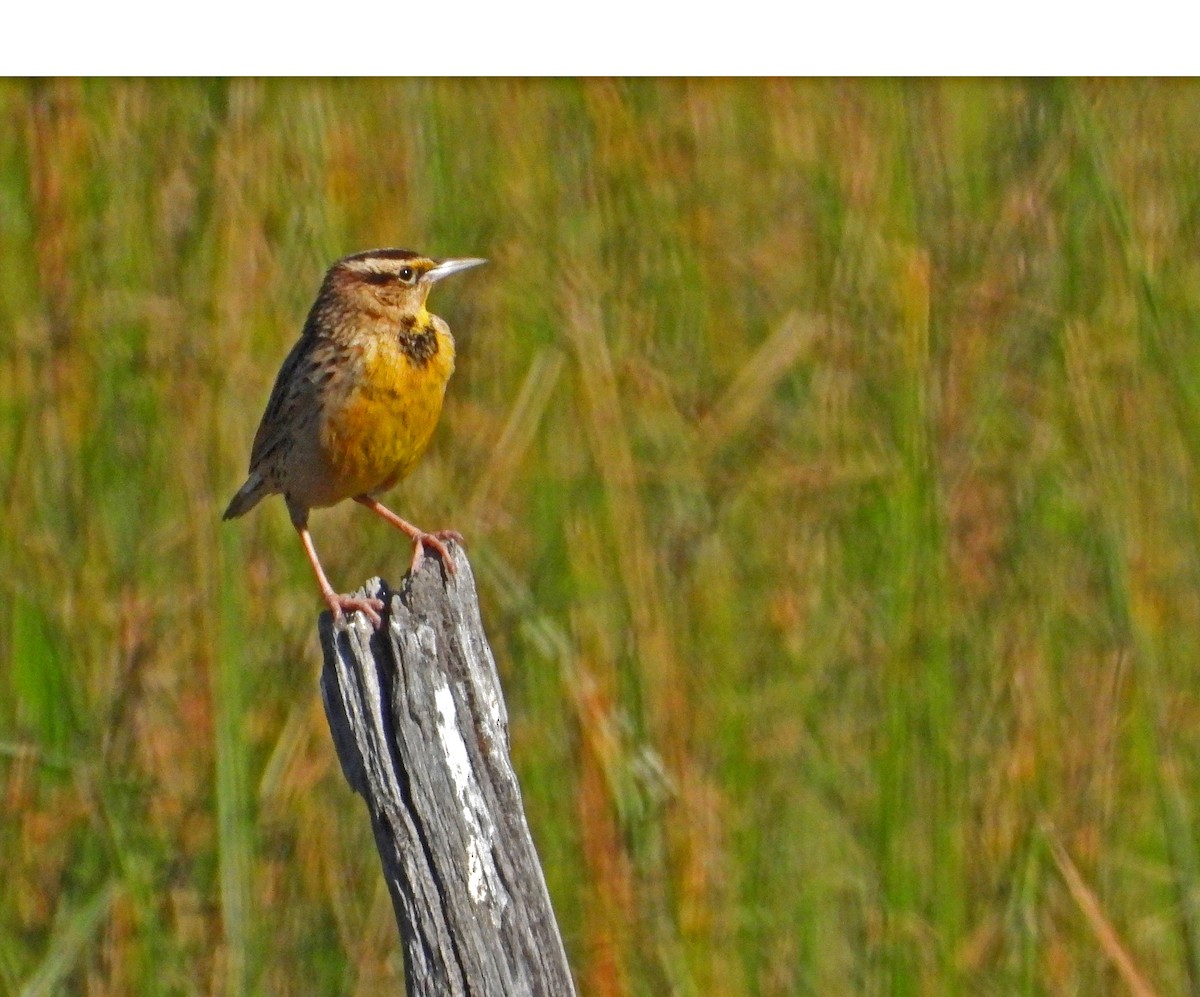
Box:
353 495 462 576
295 522 385 627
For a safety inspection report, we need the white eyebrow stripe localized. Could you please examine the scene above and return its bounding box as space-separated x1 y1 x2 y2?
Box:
342 257 423 276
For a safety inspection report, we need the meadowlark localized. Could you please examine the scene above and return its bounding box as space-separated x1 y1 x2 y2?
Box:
223 248 485 627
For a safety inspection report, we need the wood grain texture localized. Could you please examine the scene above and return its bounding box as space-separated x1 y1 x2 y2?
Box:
318 544 577 997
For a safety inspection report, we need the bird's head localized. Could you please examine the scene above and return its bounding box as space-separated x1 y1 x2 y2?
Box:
323 248 486 325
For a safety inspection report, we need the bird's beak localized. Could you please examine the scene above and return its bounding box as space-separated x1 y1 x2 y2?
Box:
425 257 487 283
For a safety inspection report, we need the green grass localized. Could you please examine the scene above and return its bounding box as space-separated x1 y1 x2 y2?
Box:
3 77 1200 995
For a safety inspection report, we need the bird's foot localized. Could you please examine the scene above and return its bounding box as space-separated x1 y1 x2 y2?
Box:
326 591 386 629
409 529 465 576
350 496 464 578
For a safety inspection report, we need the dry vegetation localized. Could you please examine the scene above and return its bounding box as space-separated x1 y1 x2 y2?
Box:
3 78 1200 996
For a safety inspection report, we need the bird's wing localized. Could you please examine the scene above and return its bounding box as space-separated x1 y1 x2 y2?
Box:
246 333 341 472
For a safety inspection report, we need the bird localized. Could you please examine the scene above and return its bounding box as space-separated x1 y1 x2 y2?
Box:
223 248 486 628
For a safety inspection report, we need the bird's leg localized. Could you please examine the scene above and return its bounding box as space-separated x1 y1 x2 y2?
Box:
354 495 462 576
294 520 385 627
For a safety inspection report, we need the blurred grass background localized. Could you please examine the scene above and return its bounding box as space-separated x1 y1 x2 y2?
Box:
2 77 1200 995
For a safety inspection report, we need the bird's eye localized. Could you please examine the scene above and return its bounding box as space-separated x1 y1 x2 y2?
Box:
398 266 415 283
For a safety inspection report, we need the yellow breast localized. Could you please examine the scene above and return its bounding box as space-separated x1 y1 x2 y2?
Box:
320 325 455 500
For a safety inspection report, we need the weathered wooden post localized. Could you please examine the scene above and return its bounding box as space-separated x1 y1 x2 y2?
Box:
318 543 577 997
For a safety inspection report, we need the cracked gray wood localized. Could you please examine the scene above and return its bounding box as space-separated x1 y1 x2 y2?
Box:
318 544 577 997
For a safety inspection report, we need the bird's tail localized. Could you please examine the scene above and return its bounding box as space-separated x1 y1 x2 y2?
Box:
222 472 269 520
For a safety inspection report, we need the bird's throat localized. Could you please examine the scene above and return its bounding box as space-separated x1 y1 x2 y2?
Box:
397 312 440 365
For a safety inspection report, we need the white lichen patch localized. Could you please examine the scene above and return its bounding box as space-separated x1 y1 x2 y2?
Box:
434 676 505 917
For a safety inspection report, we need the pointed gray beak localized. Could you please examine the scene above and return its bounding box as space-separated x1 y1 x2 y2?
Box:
425 257 487 283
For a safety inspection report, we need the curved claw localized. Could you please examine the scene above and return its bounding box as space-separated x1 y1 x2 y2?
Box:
327 593 386 629
409 529 464 576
